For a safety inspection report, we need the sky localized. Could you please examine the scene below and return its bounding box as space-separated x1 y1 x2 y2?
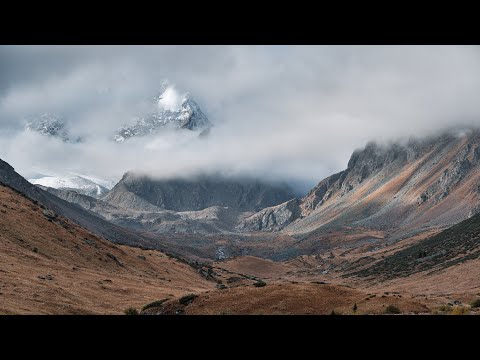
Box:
0 45 480 194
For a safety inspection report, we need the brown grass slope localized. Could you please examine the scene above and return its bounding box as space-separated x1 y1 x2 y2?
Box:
152 283 431 315
0 185 213 314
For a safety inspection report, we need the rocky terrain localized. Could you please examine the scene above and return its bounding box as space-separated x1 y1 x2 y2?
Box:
104 172 295 213
241 130 480 247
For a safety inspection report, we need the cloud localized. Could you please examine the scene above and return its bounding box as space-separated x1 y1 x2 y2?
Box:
1 45 480 194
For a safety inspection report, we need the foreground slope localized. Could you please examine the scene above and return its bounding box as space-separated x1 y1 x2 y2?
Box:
0 158 159 250
145 283 431 315
0 184 213 314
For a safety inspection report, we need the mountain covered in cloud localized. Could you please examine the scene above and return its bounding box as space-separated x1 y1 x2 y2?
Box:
114 84 212 142
23 84 212 145
25 114 79 143
22 83 212 196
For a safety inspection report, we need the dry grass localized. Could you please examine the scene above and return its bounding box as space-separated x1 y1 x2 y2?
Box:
0 185 214 314
156 282 432 315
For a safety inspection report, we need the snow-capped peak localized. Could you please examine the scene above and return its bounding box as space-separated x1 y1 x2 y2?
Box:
114 84 212 142
156 84 183 112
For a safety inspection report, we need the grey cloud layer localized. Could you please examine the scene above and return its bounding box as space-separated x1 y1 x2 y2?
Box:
0 45 479 193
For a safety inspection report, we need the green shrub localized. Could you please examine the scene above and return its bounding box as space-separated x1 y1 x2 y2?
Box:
124 307 139 315
438 304 452 313
142 299 168 311
470 299 480 309
254 280 267 287
179 294 198 305
451 306 469 315
385 305 401 314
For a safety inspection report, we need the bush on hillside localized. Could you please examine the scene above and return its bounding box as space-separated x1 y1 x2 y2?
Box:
451 306 469 315
124 307 139 315
142 299 168 311
384 305 401 314
179 294 198 305
470 299 480 309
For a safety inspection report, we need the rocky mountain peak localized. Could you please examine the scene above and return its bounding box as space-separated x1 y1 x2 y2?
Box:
115 85 212 142
25 114 70 142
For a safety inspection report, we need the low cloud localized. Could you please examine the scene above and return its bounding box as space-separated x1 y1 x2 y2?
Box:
1 45 480 194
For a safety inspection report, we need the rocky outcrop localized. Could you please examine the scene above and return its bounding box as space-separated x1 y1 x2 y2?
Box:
237 198 301 232
417 144 474 205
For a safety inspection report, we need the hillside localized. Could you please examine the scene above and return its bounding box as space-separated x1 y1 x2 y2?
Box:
240 130 480 248
104 172 295 213
0 158 163 251
142 283 432 315
348 211 480 281
0 184 213 314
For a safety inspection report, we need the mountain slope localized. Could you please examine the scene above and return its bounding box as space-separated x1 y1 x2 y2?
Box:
38 186 119 216
0 183 213 314
104 172 296 213
0 157 158 250
348 210 480 281
241 130 480 245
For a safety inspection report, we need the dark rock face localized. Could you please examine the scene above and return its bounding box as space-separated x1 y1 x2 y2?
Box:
103 173 295 213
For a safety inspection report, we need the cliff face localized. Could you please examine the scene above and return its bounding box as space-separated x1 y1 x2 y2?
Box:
239 130 480 238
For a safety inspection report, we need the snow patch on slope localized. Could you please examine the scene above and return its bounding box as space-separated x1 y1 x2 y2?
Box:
29 175 111 198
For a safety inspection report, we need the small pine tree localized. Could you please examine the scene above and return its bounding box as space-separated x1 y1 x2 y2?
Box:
352 303 358 313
